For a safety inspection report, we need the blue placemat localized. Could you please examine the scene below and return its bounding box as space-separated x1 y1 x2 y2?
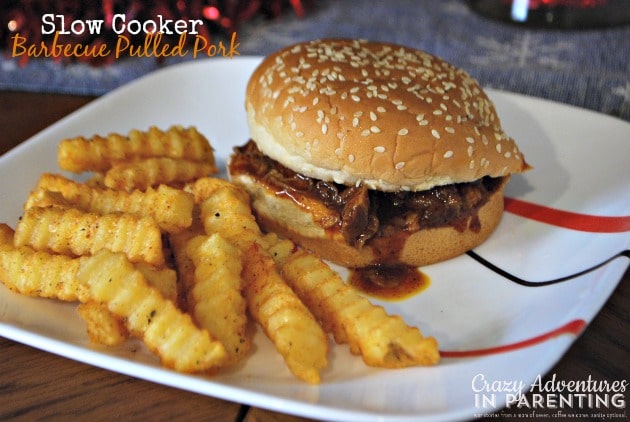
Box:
1 0 629 121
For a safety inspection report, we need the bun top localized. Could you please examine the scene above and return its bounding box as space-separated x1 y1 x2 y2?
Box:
246 39 529 191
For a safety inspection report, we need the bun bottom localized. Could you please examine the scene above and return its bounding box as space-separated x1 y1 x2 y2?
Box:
230 173 507 268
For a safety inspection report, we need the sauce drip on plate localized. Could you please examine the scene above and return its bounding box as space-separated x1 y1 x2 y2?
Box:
348 264 430 301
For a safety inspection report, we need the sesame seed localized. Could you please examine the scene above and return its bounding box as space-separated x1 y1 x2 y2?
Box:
370 126 381 133
374 146 386 153
467 146 474 157
433 110 443 115
466 137 475 144
322 124 328 135
431 129 441 139
416 113 425 121
445 127 455 134
395 162 405 170
351 95 361 102
377 106 386 113
419 120 429 126
444 150 454 158
296 131 304 138
370 112 377 121
361 130 371 137
398 128 409 136
496 143 502 153
348 154 355 162
352 117 359 127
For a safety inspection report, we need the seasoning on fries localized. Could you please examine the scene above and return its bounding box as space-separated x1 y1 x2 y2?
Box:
0 124 439 384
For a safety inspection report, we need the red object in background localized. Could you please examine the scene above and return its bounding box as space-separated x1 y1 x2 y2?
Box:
468 0 630 28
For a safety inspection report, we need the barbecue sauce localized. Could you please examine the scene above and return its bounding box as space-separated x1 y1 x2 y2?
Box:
349 264 430 301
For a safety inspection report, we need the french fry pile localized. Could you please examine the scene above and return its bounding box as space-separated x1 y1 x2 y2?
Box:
0 125 439 383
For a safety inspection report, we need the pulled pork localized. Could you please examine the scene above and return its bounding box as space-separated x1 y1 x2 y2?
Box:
229 141 503 248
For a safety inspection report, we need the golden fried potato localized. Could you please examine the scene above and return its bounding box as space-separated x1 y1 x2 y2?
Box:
136 263 178 304
23 189 71 209
27 174 194 233
0 224 88 302
78 301 129 346
77 249 227 372
78 262 176 347
241 243 328 384
192 177 261 248
263 232 297 266
14 206 165 266
58 125 215 173
0 223 15 245
104 157 218 192
279 248 440 368
168 222 204 311
186 234 250 364
192 178 328 383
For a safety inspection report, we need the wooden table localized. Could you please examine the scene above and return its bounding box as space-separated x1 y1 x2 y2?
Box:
0 91 628 421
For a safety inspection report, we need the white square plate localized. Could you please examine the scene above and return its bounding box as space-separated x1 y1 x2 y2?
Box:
1 58 628 421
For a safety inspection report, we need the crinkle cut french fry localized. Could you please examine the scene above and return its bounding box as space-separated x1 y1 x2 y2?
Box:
27 174 194 233
77 249 227 373
0 223 87 302
186 234 250 364
192 177 261 249
263 232 298 266
168 223 204 312
104 157 218 192
78 263 177 347
192 178 328 383
0 223 15 245
279 249 440 368
14 206 165 266
241 243 328 384
136 263 178 304
78 301 129 346
24 189 71 210
57 125 216 173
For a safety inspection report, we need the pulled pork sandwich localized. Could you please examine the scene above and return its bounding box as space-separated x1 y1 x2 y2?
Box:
228 39 530 268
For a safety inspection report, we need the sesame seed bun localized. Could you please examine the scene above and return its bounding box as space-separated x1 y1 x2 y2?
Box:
231 39 530 268
245 39 529 192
